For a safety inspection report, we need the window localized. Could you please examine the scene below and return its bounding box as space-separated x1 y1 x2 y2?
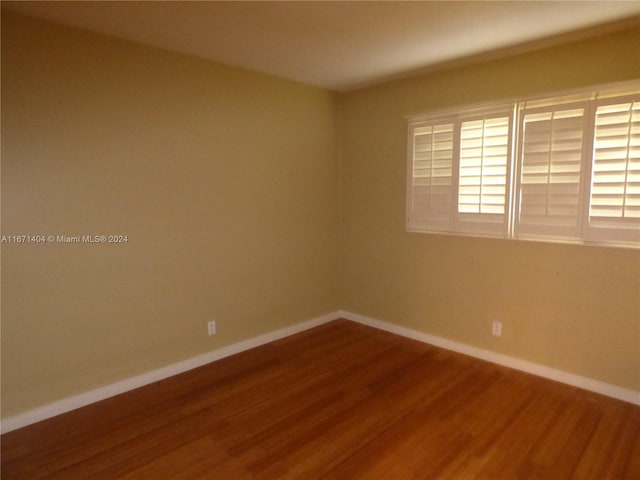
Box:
407 122 454 233
587 97 640 244
458 117 510 215
457 112 512 237
406 105 514 237
515 102 588 241
407 83 640 248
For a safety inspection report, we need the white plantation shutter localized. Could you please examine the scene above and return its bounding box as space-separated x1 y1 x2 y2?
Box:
407 122 454 232
458 117 510 214
515 104 587 240
587 98 640 244
456 114 512 237
406 83 639 248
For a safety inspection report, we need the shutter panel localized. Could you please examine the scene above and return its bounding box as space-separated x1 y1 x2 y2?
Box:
587 99 640 244
456 114 511 237
515 105 586 240
459 117 510 214
407 122 454 232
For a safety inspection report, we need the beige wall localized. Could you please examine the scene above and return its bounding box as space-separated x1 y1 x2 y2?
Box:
2 12 639 420
339 27 640 392
1 13 341 416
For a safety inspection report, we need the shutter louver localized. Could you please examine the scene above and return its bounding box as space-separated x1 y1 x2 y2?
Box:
516 106 585 239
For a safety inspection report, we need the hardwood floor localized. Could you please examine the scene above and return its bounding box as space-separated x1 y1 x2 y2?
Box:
2 319 639 479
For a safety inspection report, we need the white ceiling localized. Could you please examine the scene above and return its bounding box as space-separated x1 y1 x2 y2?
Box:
3 1 640 92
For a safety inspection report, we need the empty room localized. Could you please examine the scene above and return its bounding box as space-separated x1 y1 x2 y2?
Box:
1 1 639 479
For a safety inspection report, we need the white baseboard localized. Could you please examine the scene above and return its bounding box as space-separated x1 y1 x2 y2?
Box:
339 310 640 406
4 309 638 434
0 311 339 434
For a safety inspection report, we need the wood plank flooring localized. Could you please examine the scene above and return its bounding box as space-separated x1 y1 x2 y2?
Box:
2 319 639 479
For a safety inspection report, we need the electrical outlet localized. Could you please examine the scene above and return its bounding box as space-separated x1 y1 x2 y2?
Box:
207 320 216 336
492 321 502 337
